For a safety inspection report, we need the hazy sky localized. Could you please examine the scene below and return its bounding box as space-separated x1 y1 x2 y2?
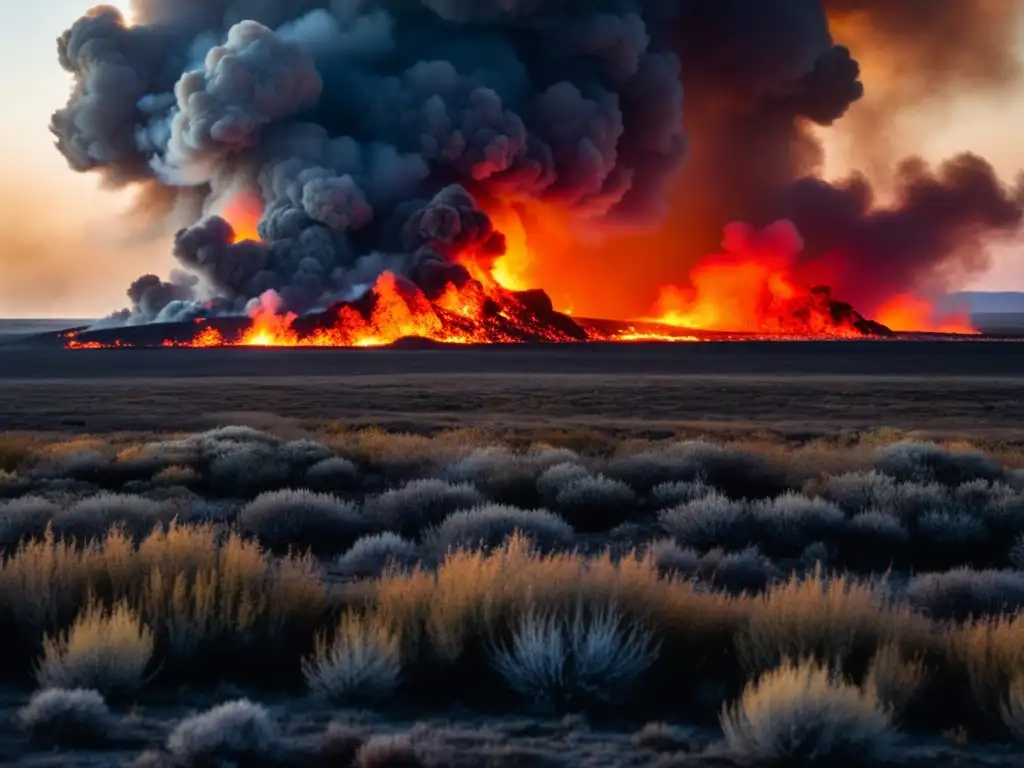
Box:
0 2 1022 318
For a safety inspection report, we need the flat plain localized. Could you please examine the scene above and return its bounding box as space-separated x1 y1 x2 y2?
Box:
1 341 1022 439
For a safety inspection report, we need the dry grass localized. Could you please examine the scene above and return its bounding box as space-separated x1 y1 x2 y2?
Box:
864 641 928 722
721 657 894 764
948 613 1024 730
0 521 328 678
0 433 43 472
35 597 153 696
737 566 928 677
375 533 739 680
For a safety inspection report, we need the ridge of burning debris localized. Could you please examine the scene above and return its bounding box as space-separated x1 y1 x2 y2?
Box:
55 277 907 350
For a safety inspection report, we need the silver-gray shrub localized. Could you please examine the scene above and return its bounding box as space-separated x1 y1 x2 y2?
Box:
821 471 949 520
605 440 781 497
335 533 419 579
658 491 752 551
647 539 701 577
875 441 1003 486
363 479 484 537
238 489 366 554
536 462 591 505
750 493 844 556
166 699 280 766
649 479 714 509
491 603 660 709
0 496 60 547
700 547 781 594
306 456 360 492
17 688 115 747
553 474 638 529
905 568 1024 621
50 493 170 542
428 504 573 555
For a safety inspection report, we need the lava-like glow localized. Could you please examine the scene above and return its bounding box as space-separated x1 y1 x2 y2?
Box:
874 293 979 334
647 222 867 338
64 210 983 350
217 192 264 243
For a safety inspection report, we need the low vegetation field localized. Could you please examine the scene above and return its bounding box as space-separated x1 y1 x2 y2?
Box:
1 342 1023 766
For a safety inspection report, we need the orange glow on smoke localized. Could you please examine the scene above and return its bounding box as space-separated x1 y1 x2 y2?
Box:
217 192 264 243
65 200 983 349
646 225 865 338
874 294 979 334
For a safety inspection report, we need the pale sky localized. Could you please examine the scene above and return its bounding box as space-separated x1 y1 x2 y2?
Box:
0 2 1022 318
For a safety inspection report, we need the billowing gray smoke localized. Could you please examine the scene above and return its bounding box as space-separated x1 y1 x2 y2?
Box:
55 0 686 324
52 0 1023 326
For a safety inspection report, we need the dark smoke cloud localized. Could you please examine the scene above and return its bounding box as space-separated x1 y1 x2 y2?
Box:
52 1 687 323
560 0 1023 317
51 1 1023 325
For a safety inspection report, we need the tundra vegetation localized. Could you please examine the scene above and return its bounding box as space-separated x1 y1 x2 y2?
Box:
1 424 1024 765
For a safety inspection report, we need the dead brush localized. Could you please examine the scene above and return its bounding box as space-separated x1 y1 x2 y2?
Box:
736 565 929 679
35 596 154 697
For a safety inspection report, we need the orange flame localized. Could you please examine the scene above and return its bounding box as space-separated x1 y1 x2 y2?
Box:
64 203 982 350
647 224 865 338
874 293 978 334
217 192 264 244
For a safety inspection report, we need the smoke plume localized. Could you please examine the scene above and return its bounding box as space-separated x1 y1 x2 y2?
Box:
51 1 1023 326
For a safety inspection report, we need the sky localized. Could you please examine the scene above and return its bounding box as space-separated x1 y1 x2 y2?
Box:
0 2 1022 318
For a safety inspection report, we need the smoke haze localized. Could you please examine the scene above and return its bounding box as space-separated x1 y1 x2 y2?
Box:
41 0 1024 324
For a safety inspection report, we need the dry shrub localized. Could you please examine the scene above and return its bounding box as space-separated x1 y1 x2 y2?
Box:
303 611 402 702
649 479 712 509
166 699 280 765
355 733 425 768
551 474 638 531
0 522 327 680
35 597 154 696
948 613 1024 729
364 479 484 537
721 658 894 764
1001 673 1024 742
749 493 844 557
331 427 491 478
306 456 360 492
238 489 365 554
490 602 660 708
0 433 43 472
130 528 327 669
17 687 115 747
151 465 201 486
876 442 1002 486
336 533 419 580
536 462 590 505
737 566 926 677
0 528 102 646
427 504 573 555
51 493 171 542
658 492 752 551
906 568 1024 622
864 641 927 722
376 533 733 674
0 496 60 547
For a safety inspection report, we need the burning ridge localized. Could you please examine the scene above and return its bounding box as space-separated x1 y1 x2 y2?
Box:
49 1 1023 346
